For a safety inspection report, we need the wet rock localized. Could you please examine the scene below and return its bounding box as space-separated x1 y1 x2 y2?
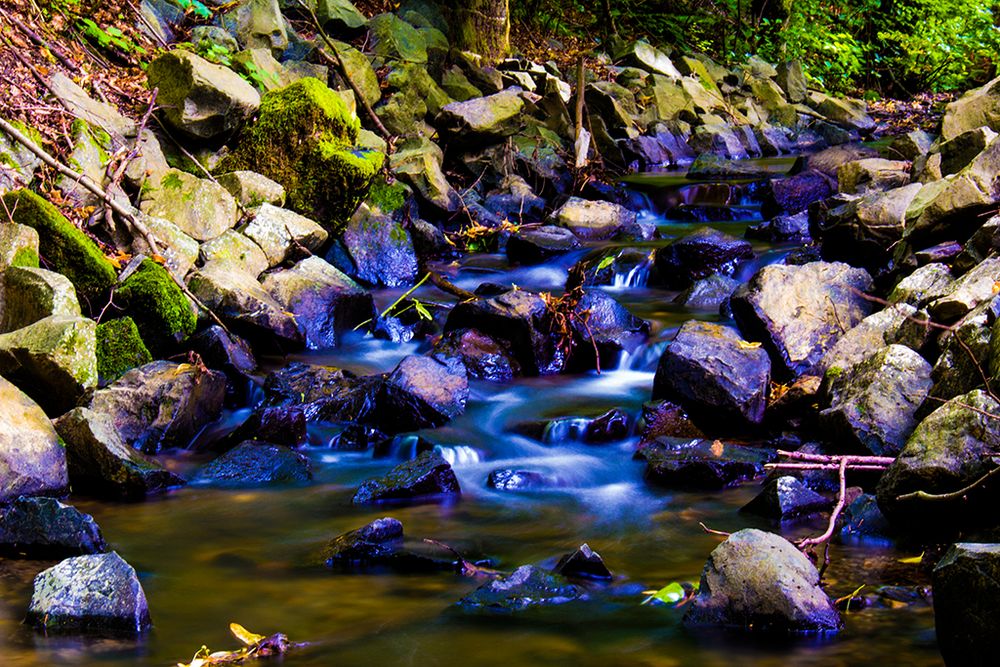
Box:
932 543 1000 667
353 450 461 505
199 230 270 278
583 408 631 443
675 275 741 311
838 158 911 194
380 355 469 430
54 407 185 500
0 497 106 559
840 493 892 542
25 551 151 635
928 257 1000 321
638 400 704 441
445 289 562 375
140 168 239 242
0 377 67 502
506 226 579 265
193 441 311 487
683 528 841 633
550 197 636 241
434 328 521 382
731 261 874 380
876 389 1000 532
262 256 375 349
487 469 560 491
940 75 1000 142
147 49 260 138
456 565 583 612
741 476 830 521
0 315 97 415
686 153 772 179
818 303 926 374
436 88 525 146
653 321 770 429
263 362 354 408
324 517 403 567
342 208 419 288
187 260 304 350
88 360 226 454
209 405 307 452
639 437 774 490
569 291 648 369
770 170 832 214
554 543 612 581
239 203 328 267
188 325 257 397
653 227 753 288
745 211 811 243
888 263 954 308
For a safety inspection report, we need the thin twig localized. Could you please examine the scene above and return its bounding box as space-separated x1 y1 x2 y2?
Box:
895 466 1000 503
798 457 848 550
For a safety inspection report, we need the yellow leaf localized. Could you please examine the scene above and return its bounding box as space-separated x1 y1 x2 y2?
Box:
230 622 265 646
738 340 762 349
898 553 923 564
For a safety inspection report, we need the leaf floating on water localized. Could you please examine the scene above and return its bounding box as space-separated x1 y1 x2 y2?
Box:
176 623 301 667
229 623 265 646
641 581 697 606
898 552 924 564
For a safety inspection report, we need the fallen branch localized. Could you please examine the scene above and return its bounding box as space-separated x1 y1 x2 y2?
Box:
798 457 849 552
773 450 895 467
895 465 1000 503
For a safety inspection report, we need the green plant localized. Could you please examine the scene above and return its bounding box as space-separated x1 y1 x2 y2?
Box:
76 17 147 58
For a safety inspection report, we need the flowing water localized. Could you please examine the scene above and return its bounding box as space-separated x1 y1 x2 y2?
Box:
0 170 944 666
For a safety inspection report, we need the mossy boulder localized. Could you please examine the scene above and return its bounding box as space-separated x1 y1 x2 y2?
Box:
115 259 196 355
220 77 384 235
1 189 116 305
96 318 152 384
0 120 43 193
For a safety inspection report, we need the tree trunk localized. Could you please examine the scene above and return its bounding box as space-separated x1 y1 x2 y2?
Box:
449 0 510 65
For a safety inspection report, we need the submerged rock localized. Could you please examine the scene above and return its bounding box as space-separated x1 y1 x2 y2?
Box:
684 529 841 633
352 450 461 505
933 542 1000 667
25 551 151 635
0 376 68 503
324 517 403 567
0 497 106 559
456 565 583 613
193 441 312 487
486 469 561 491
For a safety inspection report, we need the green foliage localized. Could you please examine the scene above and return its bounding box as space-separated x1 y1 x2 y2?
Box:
173 0 213 20
76 17 146 58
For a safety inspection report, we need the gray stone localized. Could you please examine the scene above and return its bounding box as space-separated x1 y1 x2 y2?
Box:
621 41 681 78
0 222 38 270
87 360 226 454
0 497 106 559
0 122 43 193
48 73 135 140
888 263 954 307
941 75 1000 142
928 257 1000 321
684 529 840 633
889 130 935 161
26 551 151 634
342 208 419 288
731 261 874 379
551 197 636 241
140 169 239 241
775 61 806 103
314 0 366 30
389 138 459 211
199 230 269 278
217 170 286 208
652 320 770 427
130 214 199 279
369 12 427 63
933 543 1000 667
820 345 932 456
54 407 185 500
353 450 461 504
437 88 526 145
930 302 991 403
838 158 911 194
239 203 328 267
1 266 80 333
0 316 97 415
818 302 924 374
0 377 68 503
807 92 875 133
940 126 998 176
147 49 260 138
231 0 287 55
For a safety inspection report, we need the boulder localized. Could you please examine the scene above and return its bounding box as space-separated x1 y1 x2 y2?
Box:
876 390 1000 531
730 261 874 379
745 211 811 243
818 302 925 374
0 377 68 502
262 256 374 349
808 92 875 133
146 49 260 138
140 168 239 242
838 158 911 194
220 78 384 233
1 189 116 303
930 302 992 403
675 274 741 311
890 130 935 161
888 263 954 307
380 354 469 430
187 260 303 349
389 138 460 211
940 75 1000 142
96 317 152 384
433 328 521 382
840 493 892 542
53 407 185 499
569 291 648 369
741 476 830 521
683 529 841 633
653 227 753 288
330 40 380 107
506 226 579 265
0 497 106 558
621 41 681 78
640 437 774 490
353 450 461 504
1 266 80 332
47 72 135 139
199 230 270 278
550 197 636 241
928 256 1000 321
342 209 419 288
775 61 806 103
324 517 403 567
0 315 97 414
940 126 998 176
554 543 612 581
216 170 286 208
87 360 226 454
436 88 525 145
652 321 770 428
770 170 832 214
933 543 1000 666
820 345 932 456
239 203 328 267
369 12 427 63
192 441 311 487
456 565 583 612
227 0 287 54
25 551 151 635
115 258 197 355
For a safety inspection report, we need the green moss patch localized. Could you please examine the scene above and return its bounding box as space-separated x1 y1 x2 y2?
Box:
96 317 152 383
366 175 408 214
11 246 39 268
219 77 384 235
116 259 196 355
1 189 117 304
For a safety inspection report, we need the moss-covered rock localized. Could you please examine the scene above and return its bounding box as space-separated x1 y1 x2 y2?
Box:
116 259 196 355
96 318 153 384
219 77 384 234
1 189 116 304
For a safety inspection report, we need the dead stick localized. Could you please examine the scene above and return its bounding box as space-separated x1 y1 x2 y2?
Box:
776 450 895 466
896 466 1000 503
766 462 889 471
0 8 79 72
798 457 848 550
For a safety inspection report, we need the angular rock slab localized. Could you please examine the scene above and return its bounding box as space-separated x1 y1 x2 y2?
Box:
352 450 460 505
0 377 68 502
933 543 1000 667
731 261 874 379
0 497 106 559
653 320 770 428
683 528 841 633
192 441 312 488
26 551 151 635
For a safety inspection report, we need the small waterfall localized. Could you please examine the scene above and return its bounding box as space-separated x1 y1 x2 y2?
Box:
435 445 483 466
611 262 651 288
542 418 592 443
615 340 667 372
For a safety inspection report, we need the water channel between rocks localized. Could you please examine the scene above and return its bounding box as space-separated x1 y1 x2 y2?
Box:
0 167 943 667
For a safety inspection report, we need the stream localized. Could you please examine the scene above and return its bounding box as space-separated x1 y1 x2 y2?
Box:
0 168 944 666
